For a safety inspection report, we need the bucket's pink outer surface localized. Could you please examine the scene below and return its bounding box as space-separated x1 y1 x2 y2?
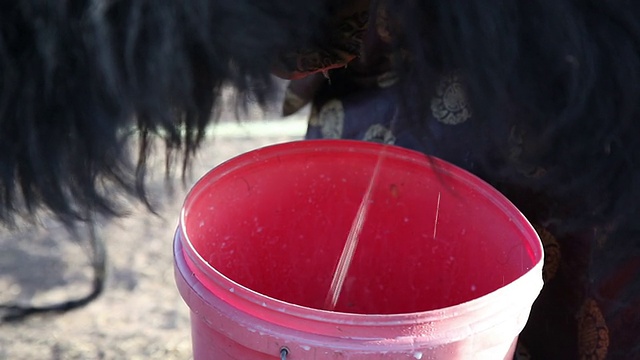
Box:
174 140 544 359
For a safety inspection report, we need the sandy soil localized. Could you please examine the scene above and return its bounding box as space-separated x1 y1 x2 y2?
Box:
0 119 304 360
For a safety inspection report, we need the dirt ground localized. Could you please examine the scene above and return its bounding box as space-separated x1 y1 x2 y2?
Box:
0 117 306 360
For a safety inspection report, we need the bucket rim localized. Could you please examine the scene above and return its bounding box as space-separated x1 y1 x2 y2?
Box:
178 139 544 324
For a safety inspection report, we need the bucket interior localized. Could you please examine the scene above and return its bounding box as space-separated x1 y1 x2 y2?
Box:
182 141 541 314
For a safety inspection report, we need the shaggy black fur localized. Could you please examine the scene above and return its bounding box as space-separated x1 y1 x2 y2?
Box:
0 0 332 223
3 0 640 357
0 0 334 322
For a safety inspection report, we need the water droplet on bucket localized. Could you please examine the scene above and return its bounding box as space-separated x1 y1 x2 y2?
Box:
229 287 235 293
301 345 311 351
414 352 423 359
471 284 477 292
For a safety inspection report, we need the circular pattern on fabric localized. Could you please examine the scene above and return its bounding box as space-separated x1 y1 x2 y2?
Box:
430 73 472 125
318 99 345 139
533 225 561 282
577 298 609 360
363 124 396 144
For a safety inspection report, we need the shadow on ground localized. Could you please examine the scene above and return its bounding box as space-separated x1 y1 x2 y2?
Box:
0 123 303 360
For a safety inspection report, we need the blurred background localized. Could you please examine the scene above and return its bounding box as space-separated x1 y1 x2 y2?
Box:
0 86 308 359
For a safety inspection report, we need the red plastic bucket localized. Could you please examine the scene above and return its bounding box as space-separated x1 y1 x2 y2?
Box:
174 140 543 359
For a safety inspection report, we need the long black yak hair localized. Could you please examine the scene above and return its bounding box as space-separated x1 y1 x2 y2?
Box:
0 0 334 321
0 0 332 224
3 0 640 356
